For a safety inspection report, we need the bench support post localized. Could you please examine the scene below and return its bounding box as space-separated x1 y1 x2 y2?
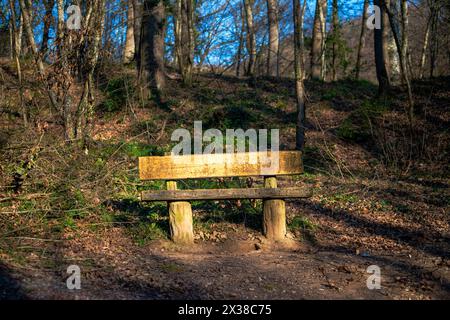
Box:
167 181 194 244
263 177 287 241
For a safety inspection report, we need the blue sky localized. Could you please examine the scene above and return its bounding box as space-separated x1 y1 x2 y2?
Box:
1 0 368 64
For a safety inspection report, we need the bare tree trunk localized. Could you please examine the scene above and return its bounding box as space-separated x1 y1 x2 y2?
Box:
41 0 54 54
331 0 338 81
18 0 58 110
429 2 439 78
82 1 106 147
243 0 256 77
384 0 414 123
383 0 392 82
400 0 414 121
388 0 401 82
175 0 195 86
293 0 307 151
133 0 143 63
17 14 23 56
236 3 245 77
123 0 135 64
9 17 13 60
374 0 391 95
311 0 327 80
56 0 64 56
139 0 167 99
266 0 279 77
186 0 195 85
8 0 26 127
355 0 369 79
418 15 431 79
173 0 180 67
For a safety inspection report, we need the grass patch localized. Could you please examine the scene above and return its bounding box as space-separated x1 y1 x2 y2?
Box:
329 193 359 204
337 99 389 142
129 221 167 246
99 76 135 113
289 216 317 242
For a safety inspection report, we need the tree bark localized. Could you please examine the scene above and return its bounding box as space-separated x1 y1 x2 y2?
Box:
56 0 64 57
8 0 26 127
41 0 54 54
418 15 431 79
174 0 195 85
355 0 369 79
374 0 391 95
382 0 392 81
331 0 339 81
139 0 167 99
17 13 23 56
76 0 106 147
429 2 439 78
123 0 135 64
243 0 256 77
311 0 327 80
18 0 58 110
9 17 13 60
236 3 245 77
133 0 143 62
384 0 414 122
266 0 280 77
293 0 307 151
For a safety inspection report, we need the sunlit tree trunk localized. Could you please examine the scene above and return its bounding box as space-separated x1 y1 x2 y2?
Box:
123 0 135 64
400 0 414 120
382 0 392 82
385 0 414 123
293 0 307 151
331 0 339 81
236 3 245 77
56 0 64 56
388 0 401 82
243 0 256 76
419 15 431 79
17 13 23 56
311 0 327 80
266 0 279 77
355 0 369 79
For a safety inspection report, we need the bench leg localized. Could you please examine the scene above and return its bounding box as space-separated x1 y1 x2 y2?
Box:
169 201 194 244
167 181 194 244
263 177 287 241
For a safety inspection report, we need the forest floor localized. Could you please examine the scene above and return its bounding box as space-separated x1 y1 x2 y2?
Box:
0 61 449 300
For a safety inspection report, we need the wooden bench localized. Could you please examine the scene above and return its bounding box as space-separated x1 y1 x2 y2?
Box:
138 151 311 244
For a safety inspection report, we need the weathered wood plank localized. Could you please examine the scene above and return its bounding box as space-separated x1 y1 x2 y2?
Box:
141 187 312 201
139 151 303 180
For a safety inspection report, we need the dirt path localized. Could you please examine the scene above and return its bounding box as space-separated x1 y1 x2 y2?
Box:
3 230 448 300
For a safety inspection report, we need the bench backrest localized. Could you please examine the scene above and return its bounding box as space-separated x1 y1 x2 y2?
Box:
139 151 303 181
